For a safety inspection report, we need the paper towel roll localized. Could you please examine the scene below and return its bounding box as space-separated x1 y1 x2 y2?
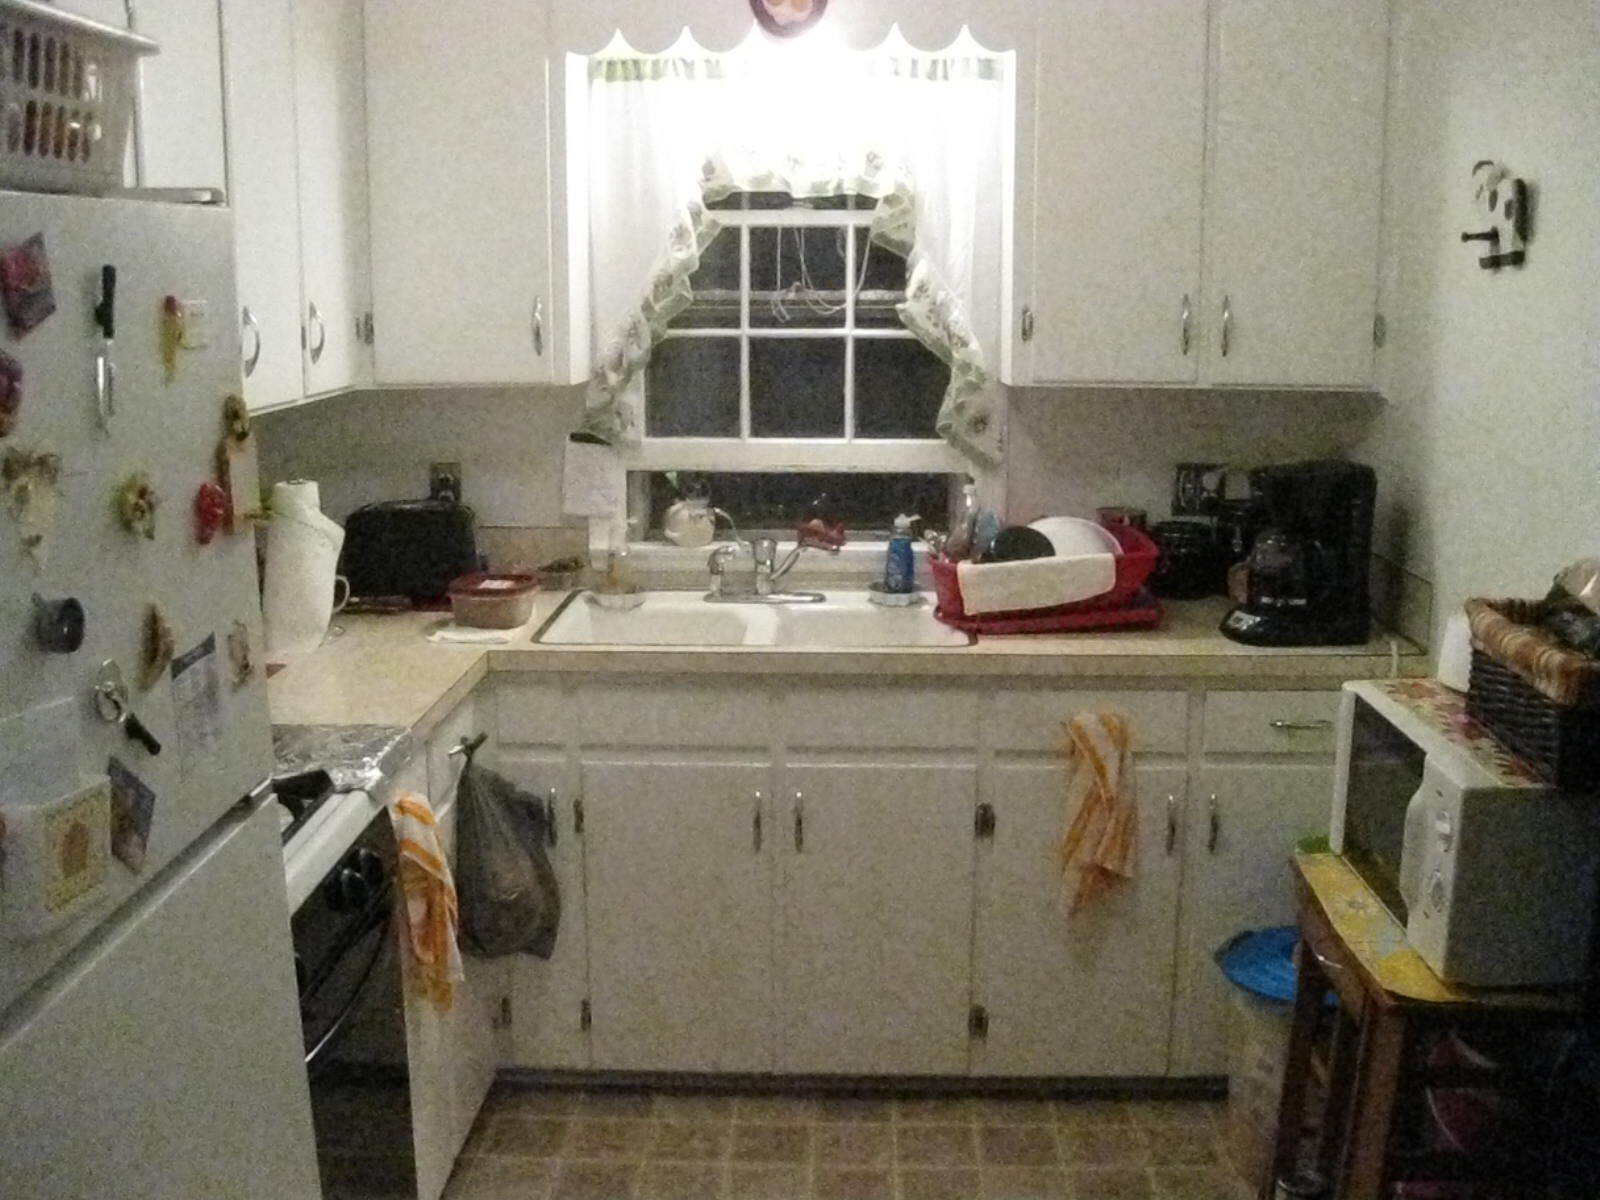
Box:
263 481 345 658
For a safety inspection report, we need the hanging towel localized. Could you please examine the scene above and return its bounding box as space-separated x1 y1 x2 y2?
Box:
390 791 464 1013
1059 712 1139 913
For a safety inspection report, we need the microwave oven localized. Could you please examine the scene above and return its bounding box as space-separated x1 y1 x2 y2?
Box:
1330 679 1600 988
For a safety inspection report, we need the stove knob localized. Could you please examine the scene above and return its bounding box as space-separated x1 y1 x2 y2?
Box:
352 847 386 888
334 864 374 911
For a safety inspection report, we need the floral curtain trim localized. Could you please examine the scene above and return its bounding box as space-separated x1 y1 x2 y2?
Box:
582 149 1001 468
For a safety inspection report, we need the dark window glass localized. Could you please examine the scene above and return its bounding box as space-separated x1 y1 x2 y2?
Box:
854 338 950 439
854 235 909 329
643 471 951 538
645 338 740 437
749 338 845 437
669 226 741 329
750 225 849 329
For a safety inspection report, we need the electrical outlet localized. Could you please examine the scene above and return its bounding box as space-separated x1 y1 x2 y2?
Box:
429 462 463 502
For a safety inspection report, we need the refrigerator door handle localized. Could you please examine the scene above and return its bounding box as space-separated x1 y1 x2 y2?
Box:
241 306 262 377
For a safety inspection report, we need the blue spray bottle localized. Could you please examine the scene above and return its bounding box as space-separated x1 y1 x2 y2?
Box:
885 513 918 594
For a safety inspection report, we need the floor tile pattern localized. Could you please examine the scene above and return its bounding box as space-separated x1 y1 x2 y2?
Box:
442 1087 1253 1200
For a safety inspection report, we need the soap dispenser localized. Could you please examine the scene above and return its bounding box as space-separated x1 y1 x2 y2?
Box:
885 514 918 594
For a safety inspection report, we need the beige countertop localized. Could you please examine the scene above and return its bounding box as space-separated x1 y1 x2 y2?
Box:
267 592 1424 742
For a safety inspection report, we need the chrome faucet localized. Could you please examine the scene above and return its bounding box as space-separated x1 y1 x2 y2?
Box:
705 531 838 604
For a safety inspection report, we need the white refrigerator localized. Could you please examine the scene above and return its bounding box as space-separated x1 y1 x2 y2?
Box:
0 191 320 1198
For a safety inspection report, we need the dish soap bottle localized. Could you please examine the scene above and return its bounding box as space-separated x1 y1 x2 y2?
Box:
885 514 918 594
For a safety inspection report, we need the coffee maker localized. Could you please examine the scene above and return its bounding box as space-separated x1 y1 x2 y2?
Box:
1219 460 1376 646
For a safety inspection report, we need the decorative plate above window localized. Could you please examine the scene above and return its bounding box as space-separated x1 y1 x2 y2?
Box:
751 0 828 38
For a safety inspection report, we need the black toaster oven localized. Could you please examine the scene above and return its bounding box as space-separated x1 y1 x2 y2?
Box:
338 498 479 604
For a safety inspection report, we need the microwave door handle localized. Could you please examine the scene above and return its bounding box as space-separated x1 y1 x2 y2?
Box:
1397 785 1433 915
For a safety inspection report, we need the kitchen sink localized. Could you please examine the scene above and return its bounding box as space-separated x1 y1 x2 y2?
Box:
537 591 971 649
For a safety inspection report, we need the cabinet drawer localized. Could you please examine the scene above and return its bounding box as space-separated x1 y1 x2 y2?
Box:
781 686 977 750
577 682 772 749
986 689 1188 754
495 680 573 747
1203 691 1339 755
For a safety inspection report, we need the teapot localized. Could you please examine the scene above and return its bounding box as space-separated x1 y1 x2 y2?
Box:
662 495 734 549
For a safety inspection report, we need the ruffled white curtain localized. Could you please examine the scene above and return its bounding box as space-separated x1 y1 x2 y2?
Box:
579 26 1011 467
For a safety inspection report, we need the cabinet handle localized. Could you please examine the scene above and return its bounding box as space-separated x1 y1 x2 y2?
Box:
307 302 327 364
1165 794 1178 857
1207 794 1220 856
1020 306 1034 342
241 305 262 377
546 788 558 848
793 791 804 853
753 790 763 853
532 296 545 357
1180 293 1192 357
1220 295 1232 358
1269 719 1333 733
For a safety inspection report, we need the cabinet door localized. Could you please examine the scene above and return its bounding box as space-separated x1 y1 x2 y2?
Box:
1201 0 1388 386
1171 764 1333 1075
775 765 977 1076
974 765 1185 1077
220 0 305 412
582 760 774 1073
292 0 371 397
132 0 228 190
1029 0 1207 384
365 0 555 385
498 754 591 1070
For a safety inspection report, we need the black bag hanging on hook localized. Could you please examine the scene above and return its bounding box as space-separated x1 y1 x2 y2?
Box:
454 749 561 959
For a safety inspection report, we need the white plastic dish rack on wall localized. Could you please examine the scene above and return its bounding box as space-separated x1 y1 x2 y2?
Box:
0 0 155 195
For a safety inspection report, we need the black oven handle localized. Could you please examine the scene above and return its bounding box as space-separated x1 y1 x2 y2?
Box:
304 907 392 1069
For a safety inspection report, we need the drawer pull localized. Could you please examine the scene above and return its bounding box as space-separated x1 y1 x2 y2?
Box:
1165 794 1178 857
793 791 805 853
1269 719 1333 733
753 791 763 853
1207 794 1220 855
546 788 558 848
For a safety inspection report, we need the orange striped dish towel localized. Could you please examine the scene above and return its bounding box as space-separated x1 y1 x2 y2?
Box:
1059 713 1139 913
390 792 464 1013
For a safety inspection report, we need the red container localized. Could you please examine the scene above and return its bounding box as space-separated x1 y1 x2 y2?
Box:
930 522 1160 623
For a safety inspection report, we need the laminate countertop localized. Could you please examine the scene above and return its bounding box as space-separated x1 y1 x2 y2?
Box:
266 592 1424 743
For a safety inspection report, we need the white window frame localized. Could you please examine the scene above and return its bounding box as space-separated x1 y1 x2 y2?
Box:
634 201 961 476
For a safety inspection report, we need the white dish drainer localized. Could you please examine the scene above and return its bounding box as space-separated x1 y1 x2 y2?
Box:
0 0 156 195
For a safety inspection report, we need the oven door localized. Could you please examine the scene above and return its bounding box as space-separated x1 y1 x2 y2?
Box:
1335 693 1428 920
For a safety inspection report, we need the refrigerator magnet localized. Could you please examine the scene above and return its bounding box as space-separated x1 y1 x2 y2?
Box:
226 620 254 687
170 634 224 768
113 472 158 540
0 234 56 335
0 350 21 437
138 604 175 691
2 447 62 565
194 480 229 545
107 756 157 873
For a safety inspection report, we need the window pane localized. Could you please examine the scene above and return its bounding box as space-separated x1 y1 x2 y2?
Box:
646 337 741 437
671 226 741 329
750 225 848 329
854 337 950 439
642 471 951 538
749 338 845 437
854 236 909 329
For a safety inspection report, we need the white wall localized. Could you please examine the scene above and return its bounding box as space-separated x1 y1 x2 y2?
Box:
1361 0 1600 652
256 386 584 527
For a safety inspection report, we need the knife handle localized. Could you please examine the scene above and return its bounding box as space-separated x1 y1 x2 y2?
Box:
95 265 116 339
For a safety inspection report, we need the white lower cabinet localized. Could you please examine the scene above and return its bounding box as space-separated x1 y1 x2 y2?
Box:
1169 762 1334 1076
582 759 775 1073
497 754 591 1071
973 764 1186 1077
487 677 1342 1083
776 765 977 1076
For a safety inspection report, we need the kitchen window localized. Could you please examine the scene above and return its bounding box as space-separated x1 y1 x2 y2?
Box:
636 191 961 477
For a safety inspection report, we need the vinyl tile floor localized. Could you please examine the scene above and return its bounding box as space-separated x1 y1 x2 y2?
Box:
443 1087 1253 1200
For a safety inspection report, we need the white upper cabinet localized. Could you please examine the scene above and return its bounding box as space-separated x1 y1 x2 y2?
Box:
292 0 372 397
131 0 228 190
1028 0 1208 386
1201 0 1389 387
364 0 556 386
220 0 306 413
1017 0 1388 389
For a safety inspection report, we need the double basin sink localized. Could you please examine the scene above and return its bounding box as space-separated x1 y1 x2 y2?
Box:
538 590 971 649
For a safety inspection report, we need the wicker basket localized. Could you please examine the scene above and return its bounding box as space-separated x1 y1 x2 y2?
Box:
1464 598 1600 792
0 0 156 195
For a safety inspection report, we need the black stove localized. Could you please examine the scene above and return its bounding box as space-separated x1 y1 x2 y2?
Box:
273 768 336 844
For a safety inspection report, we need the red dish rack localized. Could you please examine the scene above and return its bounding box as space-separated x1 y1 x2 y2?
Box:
930 522 1162 635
